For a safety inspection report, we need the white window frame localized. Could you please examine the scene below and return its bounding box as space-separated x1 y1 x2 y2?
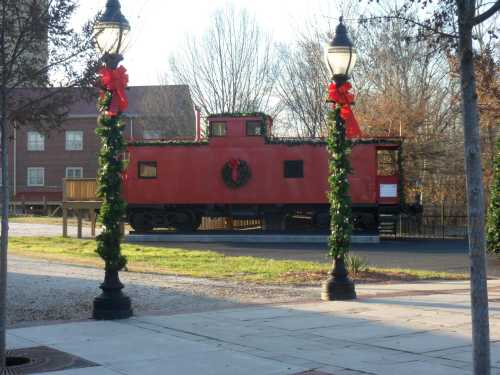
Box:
27 167 45 187
65 131 83 151
65 167 83 179
27 131 45 151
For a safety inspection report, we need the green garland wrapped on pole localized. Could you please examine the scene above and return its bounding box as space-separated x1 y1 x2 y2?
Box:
92 63 133 320
487 132 500 255
91 0 133 320
322 17 359 301
96 87 127 272
321 102 357 301
327 107 353 260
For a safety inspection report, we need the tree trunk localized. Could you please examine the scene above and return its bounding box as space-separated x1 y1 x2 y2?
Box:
0 0 8 366
457 1 491 374
0 90 9 368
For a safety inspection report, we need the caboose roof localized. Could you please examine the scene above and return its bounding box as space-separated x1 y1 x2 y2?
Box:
207 112 271 120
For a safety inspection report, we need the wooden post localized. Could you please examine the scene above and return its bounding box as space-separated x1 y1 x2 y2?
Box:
77 210 83 239
90 210 97 238
62 205 68 238
120 221 125 237
441 198 446 239
42 195 47 216
225 216 234 230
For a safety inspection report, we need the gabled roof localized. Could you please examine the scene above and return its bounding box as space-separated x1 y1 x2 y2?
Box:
68 85 193 118
10 85 196 137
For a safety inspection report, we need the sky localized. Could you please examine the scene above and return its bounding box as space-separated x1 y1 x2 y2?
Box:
74 0 344 86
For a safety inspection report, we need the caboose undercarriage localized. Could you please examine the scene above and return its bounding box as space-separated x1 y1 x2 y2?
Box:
126 203 400 233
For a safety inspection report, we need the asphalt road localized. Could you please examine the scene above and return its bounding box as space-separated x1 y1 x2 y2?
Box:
158 239 500 277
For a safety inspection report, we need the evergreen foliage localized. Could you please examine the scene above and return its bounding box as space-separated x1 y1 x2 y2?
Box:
95 90 127 271
327 107 353 259
487 132 500 255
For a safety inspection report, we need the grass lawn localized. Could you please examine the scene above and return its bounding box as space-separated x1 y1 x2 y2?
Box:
8 237 468 285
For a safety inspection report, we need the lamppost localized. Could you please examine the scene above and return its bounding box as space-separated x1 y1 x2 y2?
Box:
92 0 133 320
322 17 360 301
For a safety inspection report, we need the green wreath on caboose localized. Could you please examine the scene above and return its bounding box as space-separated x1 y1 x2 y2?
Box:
222 159 251 189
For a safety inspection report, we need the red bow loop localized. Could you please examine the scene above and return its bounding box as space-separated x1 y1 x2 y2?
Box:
328 82 362 139
228 159 240 183
99 66 129 116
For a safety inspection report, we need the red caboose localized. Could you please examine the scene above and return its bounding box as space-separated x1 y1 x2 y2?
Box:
123 113 402 232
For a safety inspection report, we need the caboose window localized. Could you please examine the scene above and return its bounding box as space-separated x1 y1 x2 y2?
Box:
377 150 399 176
284 160 304 178
211 122 227 137
246 121 263 136
138 161 157 179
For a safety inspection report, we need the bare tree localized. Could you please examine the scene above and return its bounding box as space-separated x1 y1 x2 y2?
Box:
135 85 196 139
0 0 97 367
362 1 500 373
275 40 329 138
354 13 463 207
168 6 279 116
274 3 361 138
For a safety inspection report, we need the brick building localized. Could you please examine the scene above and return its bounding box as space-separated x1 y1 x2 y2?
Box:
4 85 195 212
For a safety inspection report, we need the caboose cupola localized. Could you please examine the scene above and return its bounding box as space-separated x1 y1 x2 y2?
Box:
207 112 272 139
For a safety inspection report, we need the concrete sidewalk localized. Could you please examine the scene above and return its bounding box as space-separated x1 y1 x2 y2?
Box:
7 280 500 375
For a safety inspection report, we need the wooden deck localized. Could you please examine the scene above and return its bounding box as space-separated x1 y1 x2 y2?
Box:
62 178 101 238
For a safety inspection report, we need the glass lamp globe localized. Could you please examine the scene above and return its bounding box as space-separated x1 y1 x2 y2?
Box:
94 0 131 55
325 18 357 80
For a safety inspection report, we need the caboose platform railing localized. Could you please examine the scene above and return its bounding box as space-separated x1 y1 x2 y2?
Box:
62 178 102 239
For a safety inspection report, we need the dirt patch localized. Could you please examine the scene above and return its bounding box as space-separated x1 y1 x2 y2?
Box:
279 269 468 285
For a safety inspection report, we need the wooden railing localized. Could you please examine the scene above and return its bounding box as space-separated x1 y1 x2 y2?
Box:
63 178 100 202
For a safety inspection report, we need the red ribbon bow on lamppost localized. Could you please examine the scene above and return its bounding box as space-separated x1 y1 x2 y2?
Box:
328 82 362 139
228 159 240 183
99 66 129 116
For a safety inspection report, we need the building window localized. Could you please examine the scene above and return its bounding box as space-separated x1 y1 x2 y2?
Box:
65 131 83 151
138 161 157 179
27 131 45 151
211 122 227 137
65 167 83 179
284 160 304 178
0 168 2 186
246 121 263 136
27 167 44 186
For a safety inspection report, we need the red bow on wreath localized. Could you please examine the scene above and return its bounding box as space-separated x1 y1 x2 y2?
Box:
328 82 362 139
228 159 240 183
99 66 129 116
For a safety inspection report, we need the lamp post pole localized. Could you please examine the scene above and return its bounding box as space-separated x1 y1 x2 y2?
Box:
322 17 359 301
92 0 133 320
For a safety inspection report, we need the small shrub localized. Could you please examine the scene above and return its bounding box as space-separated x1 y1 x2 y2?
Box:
345 254 369 275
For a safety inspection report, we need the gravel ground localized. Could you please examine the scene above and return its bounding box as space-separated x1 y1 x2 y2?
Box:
7 255 319 328
8 222 96 238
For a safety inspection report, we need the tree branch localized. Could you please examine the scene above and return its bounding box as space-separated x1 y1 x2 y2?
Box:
473 0 500 25
361 15 459 39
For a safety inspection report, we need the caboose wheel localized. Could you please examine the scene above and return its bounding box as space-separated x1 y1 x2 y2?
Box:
130 212 154 233
171 210 200 232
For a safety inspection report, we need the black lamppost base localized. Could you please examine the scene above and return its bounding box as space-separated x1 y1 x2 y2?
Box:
321 257 357 301
321 276 357 301
92 290 133 320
